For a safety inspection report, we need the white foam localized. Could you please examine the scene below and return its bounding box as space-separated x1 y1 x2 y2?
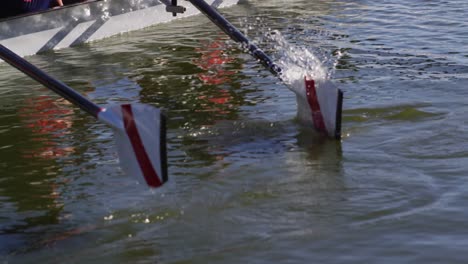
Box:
267 30 341 137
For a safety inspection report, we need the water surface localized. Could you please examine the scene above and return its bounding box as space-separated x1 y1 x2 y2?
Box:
1 0 468 263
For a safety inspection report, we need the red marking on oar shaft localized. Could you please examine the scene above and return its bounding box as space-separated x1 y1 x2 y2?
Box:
305 79 327 134
122 105 162 187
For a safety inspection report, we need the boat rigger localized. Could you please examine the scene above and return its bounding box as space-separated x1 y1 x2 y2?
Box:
0 0 239 57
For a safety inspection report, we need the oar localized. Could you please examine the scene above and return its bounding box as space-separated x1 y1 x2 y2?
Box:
0 44 168 188
187 0 343 139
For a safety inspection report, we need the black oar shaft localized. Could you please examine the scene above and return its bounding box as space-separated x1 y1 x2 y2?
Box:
0 45 101 117
188 0 282 76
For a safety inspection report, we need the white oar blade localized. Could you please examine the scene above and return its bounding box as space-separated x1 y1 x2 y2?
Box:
98 104 168 188
295 77 343 139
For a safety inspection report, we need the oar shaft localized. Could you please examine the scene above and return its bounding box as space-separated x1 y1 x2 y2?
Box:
188 0 282 76
0 45 101 117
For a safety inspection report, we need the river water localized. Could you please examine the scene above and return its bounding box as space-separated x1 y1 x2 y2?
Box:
1 0 468 263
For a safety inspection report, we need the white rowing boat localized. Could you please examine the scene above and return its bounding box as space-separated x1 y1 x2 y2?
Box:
0 0 239 57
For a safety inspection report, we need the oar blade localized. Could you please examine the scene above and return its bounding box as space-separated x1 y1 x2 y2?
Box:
98 104 168 188
296 77 343 139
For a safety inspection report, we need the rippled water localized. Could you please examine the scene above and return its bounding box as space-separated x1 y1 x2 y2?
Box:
1 0 468 263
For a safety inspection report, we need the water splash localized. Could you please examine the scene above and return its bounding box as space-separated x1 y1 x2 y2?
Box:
266 30 343 85
266 30 342 137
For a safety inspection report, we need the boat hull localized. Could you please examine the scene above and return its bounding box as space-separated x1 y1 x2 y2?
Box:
0 0 239 57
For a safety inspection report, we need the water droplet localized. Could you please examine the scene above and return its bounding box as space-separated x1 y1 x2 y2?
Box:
104 214 114 221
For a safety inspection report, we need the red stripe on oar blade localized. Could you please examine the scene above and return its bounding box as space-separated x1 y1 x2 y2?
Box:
305 78 327 134
122 104 162 187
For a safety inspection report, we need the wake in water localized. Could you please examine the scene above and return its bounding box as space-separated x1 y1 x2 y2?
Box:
266 30 343 138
